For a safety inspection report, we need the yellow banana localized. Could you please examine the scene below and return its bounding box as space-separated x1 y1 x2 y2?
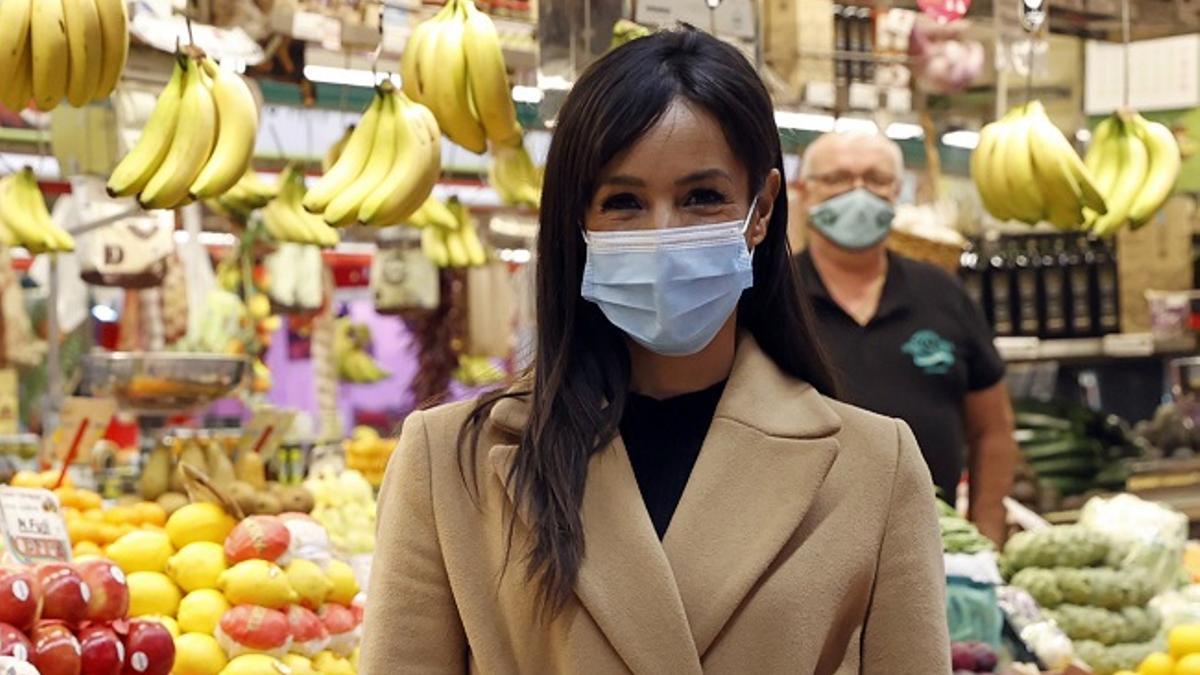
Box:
1126 113 1181 227
63 0 103 107
107 57 186 198
400 9 443 102
1026 102 1104 216
139 58 218 209
304 93 384 213
0 0 33 107
17 170 74 251
1084 116 1118 175
31 0 69 111
92 0 128 101
421 224 449 266
1092 120 1148 236
0 171 56 252
970 121 1013 221
461 0 522 148
189 58 260 199
324 91 399 226
445 227 470 268
461 220 488 266
489 143 540 208
235 170 278 202
426 0 487 153
323 125 354 172
412 3 454 107
2 38 33 114
999 108 1045 224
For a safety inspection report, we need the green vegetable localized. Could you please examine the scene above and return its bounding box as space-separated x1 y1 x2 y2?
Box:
1045 604 1160 645
1010 567 1155 610
937 501 994 554
1073 640 1161 675
1002 526 1110 576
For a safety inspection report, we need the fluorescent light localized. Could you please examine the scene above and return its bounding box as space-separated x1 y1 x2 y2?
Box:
303 65 384 89
885 122 924 140
774 110 835 132
941 130 981 149
499 248 532 264
91 305 118 322
512 85 544 104
834 116 878 133
1075 128 1092 143
173 230 237 247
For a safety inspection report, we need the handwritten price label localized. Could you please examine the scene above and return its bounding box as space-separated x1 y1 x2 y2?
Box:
53 397 117 464
0 488 72 564
237 408 297 463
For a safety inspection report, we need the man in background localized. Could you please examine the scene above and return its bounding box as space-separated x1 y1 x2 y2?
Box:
794 130 1017 544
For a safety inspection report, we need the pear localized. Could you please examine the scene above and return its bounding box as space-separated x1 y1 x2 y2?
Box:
139 446 171 500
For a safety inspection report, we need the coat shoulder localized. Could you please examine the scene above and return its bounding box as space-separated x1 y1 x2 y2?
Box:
823 397 907 468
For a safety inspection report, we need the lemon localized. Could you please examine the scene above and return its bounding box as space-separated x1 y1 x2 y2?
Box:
140 614 180 639
286 559 332 609
281 654 317 675
167 542 228 592
173 632 228 675
127 571 183 617
1172 626 1200 659
217 560 297 609
1179 654 1200 675
177 589 230 635
219 654 289 675
325 560 359 605
1137 652 1175 675
166 503 237 550
312 651 354 675
106 530 175 575
72 541 102 557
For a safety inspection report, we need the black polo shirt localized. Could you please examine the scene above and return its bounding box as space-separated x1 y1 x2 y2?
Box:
796 251 1006 498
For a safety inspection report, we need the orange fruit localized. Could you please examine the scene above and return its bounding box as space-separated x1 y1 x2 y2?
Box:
96 524 121 545
75 490 102 511
10 471 39 488
73 541 102 557
103 506 137 525
54 487 78 509
117 523 137 538
135 502 167 528
83 509 104 523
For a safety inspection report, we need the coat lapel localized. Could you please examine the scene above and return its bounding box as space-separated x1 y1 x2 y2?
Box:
662 336 841 656
489 423 702 674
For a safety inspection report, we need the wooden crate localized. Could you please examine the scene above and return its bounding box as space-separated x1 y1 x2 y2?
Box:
763 0 835 94
1117 195 1197 333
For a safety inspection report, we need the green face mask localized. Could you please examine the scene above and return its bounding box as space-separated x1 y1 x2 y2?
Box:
808 187 895 250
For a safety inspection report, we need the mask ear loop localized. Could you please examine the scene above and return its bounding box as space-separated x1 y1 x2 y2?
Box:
740 194 761 235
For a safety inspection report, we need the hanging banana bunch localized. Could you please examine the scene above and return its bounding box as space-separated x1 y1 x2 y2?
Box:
400 0 523 153
0 168 75 253
304 82 442 228
261 165 339 248
106 50 259 210
0 0 129 112
420 197 489 269
204 169 279 223
1083 111 1181 236
971 101 1107 230
489 143 542 209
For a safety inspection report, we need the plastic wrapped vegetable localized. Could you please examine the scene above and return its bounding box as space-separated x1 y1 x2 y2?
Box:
1010 567 1154 610
1071 640 1160 675
1045 604 1160 645
1010 569 1063 608
1001 526 1109 576
1079 494 1188 595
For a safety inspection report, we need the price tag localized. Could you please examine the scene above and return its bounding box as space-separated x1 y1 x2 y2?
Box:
0 370 16 436
885 87 913 113
804 81 837 108
52 397 117 464
848 82 879 110
0 488 72 564
237 408 297 463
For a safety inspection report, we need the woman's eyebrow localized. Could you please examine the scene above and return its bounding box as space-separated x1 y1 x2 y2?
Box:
599 175 646 187
675 168 732 185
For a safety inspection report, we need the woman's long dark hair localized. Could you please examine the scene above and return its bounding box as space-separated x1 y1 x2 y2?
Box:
458 26 837 613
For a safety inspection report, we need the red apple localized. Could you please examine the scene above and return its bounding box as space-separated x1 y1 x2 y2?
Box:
78 625 123 675
0 622 32 661
121 621 173 675
74 560 129 623
30 622 81 675
36 564 89 625
0 568 41 631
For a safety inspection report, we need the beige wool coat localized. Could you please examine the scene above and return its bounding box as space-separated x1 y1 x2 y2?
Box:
361 336 951 674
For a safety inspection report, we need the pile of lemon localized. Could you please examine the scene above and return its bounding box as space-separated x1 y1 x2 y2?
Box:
1125 625 1200 675
62 495 168 558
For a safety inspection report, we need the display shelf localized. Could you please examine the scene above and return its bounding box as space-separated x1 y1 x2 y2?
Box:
997 335 1198 364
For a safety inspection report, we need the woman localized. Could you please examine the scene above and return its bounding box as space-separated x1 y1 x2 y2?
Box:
362 27 950 674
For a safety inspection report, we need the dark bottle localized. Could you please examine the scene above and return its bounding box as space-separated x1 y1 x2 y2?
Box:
1038 236 1069 339
960 244 986 316
989 239 1015 337
834 5 849 85
1013 237 1040 337
1092 238 1121 335
1066 236 1095 337
858 7 876 82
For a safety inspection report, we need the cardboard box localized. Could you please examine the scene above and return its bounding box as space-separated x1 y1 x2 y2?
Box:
763 0 834 94
1117 195 1197 333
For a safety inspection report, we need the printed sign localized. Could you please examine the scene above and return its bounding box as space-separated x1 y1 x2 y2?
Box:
0 488 72 564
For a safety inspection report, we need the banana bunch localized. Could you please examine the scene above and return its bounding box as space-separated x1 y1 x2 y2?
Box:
204 169 278 223
454 355 506 387
401 0 523 152
610 19 653 50
972 101 1106 230
408 195 459 230
304 83 442 228
1083 111 1181 236
262 165 339 247
420 197 489 268
344 426 395 487
334 318 390 384
0 168 75 253
107 52 259 209
488 142 541 209
0 0 128 112
323 125 354 171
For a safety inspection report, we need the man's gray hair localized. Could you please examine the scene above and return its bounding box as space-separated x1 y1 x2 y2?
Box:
799 130 905 180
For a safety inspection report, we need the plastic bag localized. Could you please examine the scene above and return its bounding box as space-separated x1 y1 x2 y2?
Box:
1079 493 1188 594
997 586 1075 671
947 576 1003 648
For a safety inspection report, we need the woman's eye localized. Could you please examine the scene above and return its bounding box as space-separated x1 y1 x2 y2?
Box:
599 193 641 212
684 189 728 207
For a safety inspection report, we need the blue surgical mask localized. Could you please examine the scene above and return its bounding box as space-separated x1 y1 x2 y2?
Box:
580 199 757 357
808 187 895 250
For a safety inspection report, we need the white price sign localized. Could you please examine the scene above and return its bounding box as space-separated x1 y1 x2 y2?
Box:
53 397 117 464
0 488 72 564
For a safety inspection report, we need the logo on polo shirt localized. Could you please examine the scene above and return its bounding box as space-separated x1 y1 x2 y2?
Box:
902 329 956 375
